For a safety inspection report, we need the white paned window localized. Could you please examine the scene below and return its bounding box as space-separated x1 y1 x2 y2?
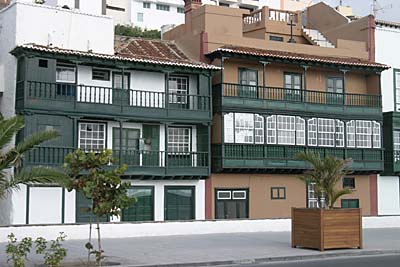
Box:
356 120 372 148
224 113 234 143
235 113 254 143
335 120 345 147
372 121 381 148
296 117 305 146
308 118 317 146
318 118 335 147
254 114 264 144
169 76 188 104
56 64 75 83
78 123 105 152
168 127 191 153
346 120 356 148
394 130 400 161
277 115 295 145
396 71 400 111
267 115 277 144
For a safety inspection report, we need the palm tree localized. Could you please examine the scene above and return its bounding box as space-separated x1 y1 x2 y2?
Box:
0 114 68 198
297 151 353 209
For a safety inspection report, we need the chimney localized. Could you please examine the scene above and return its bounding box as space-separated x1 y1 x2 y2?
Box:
184 0 202 13
184 0 202 24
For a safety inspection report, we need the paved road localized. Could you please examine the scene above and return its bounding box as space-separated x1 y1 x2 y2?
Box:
232 254 400 267
1 228 399 266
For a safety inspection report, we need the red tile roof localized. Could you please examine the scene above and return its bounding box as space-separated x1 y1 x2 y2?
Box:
13 37 219 70
207 45 389 69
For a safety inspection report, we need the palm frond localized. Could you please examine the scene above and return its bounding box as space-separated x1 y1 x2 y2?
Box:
0 116 24 150
16 130 60 154
1 167 69 198
329 188 354 208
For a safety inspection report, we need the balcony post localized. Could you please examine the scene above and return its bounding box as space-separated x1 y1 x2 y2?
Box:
301 65 309 102
121 67 126 113
165 123 169 173
118 119 124 166
208 122 211 171
164 71 172 113
340 69 348 105
260 61 269 98
70 116 81 148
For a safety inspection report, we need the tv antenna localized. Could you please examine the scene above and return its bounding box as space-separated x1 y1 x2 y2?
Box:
372 0 392 17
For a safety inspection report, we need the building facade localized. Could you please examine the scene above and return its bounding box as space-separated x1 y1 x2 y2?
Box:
0 0 217 225
164 1 388 219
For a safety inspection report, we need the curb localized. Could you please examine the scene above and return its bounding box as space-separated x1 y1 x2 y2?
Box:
123 249 400 267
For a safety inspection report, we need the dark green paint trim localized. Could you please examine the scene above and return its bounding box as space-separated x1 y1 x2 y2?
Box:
61 188 65 223
393 69 400 111
26 185 30 224
121 186 155 222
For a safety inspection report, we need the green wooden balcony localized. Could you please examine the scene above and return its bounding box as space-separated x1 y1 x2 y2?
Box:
16 81 211 122
24 146 209 179
213 83 381 117
212 144 383 174
383 150 400 175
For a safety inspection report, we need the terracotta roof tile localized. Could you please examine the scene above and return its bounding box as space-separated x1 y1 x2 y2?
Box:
207 45 389 69
13 37 219 70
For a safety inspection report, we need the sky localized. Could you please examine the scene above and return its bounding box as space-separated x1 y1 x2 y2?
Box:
318 0 400 21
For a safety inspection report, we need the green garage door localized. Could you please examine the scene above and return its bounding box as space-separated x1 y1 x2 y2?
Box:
215 189 249 219
122 187 154 221
165 186 195 221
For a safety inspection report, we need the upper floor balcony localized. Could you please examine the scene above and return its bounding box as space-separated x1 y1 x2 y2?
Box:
213 83 381 117
16 80 211 122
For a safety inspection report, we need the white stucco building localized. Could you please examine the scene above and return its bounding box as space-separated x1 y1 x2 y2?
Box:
375 20 400 215
105 0 313 30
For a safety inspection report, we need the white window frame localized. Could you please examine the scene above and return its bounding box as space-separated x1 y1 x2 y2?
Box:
308 118 317 146
335 120 345 147
277 115 296 145
317 118 335 147
56 64 76 83
254 114 264 144
356 120 372 148
296 117 305 146
266 115 277 144
217 191 232 200
224 113 234 143
372 121 381 148
168 127 191 153
235 113 254 144
232 190 247 200
346 120 356 148
78 122 106 152
168 76 188 104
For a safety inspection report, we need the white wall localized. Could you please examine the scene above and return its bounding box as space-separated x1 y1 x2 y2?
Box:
131 0 184 30
378 175 400 215
107 0 131 25
15 1 113 54
29 187 63 224
375 25 400 113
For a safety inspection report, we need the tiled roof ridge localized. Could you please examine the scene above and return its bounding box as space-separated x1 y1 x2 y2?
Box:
210 45 389 69
15 43 220 70
114 35 176 45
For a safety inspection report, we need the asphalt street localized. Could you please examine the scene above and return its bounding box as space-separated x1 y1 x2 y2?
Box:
232 254 400 267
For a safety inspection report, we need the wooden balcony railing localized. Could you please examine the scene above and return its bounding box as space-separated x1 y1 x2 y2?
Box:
217 83 381 108
19 81 210 111
24 146 209 168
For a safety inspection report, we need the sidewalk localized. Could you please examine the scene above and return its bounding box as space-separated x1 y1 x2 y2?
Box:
1 228 400 266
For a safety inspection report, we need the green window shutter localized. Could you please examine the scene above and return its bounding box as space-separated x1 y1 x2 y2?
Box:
196 125 208 166
75 192 108 223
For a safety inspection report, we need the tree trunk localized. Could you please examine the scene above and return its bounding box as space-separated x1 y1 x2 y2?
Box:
96 216 102 267
87 215 93 267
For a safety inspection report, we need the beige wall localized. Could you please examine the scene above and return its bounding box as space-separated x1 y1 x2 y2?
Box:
210 174 372 219
220 59 376 95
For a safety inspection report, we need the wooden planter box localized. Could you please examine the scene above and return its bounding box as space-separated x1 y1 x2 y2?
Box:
291 208 362 251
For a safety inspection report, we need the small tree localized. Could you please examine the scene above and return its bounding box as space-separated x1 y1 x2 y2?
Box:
64 149 133 266
115 24 161 39
297 152 354 209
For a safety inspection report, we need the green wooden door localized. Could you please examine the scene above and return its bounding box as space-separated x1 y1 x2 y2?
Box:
75 192 108 223
215 189 248 219
142 125 160 166
122 187 154 221
113 128 140 165
284 73 302 101
165 186 195 221
239 69 258 98
112 73 130 105
327 77 344 105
